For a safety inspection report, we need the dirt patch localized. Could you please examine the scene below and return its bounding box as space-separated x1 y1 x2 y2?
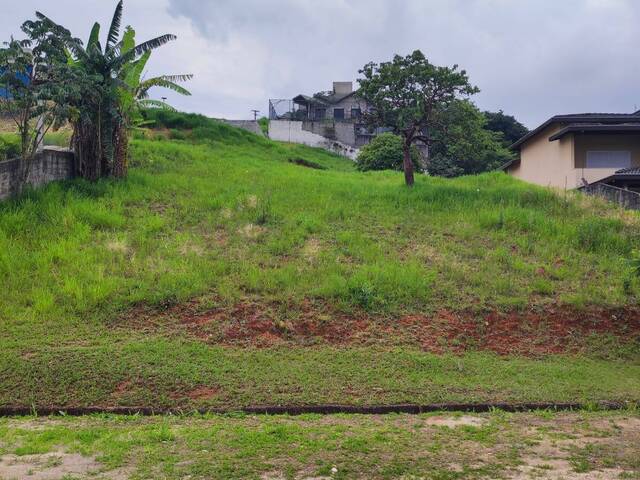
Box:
246 195 259 208
0 451 127 480
117 298 640 356
238 223 266 239
179 242 205 256
302 238 322 262
424 415 489 428
106 239 130 254
182 386 220 401
505 414 640 479
112 380 133 397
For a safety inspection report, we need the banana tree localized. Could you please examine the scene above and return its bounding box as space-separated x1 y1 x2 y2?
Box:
31 1 183 179
119 27 192 127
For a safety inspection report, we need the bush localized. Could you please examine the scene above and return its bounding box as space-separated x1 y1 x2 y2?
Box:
355 133 421 171
258 117 269 136
0 134 20 160
141 109 212 130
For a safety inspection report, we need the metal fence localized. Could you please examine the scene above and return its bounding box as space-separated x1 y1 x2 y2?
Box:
269 99 302 120
581 182 640 210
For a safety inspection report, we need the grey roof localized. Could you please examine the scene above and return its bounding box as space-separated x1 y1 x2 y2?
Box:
510 112 640 150
614 166 640 176
316 91 357 104
548 123 640 141
292 94 328 106
499 158 520 171
589 166 640 185
293 91 357 106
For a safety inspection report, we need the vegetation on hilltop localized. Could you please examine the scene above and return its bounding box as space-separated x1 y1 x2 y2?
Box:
358 50 478 185
484 109 530 146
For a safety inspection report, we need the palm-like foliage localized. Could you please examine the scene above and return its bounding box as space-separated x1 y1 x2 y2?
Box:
119 28 192 128
31 1 188 179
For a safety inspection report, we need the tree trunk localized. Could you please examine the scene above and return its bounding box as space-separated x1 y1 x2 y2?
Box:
402 140 415 187
72 120 101 181
112 124 129 178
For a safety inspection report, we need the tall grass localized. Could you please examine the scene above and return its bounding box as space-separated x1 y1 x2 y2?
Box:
1 126 638 345
1 122 639 408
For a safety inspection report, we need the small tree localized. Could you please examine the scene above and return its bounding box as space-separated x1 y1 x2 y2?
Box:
358 50 478 186
0 30 77 193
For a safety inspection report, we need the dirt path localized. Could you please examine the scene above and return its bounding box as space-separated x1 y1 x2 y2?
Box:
1 412 639 479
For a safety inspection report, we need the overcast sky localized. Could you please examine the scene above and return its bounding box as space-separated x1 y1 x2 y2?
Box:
3 0 640 128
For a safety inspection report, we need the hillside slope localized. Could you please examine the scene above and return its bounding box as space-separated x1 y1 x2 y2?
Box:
1 121 639 409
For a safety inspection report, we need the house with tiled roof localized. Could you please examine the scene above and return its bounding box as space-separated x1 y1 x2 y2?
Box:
503 111 640 191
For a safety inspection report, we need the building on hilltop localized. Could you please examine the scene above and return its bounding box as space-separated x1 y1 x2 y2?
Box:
269 81 395 159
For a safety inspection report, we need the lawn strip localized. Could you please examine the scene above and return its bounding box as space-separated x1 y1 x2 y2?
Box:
2 341 639 410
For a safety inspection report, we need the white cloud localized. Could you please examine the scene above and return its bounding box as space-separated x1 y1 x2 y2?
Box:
3 1 640 126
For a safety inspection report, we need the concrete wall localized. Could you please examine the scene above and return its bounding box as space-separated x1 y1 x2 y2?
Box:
269 120 359 159
219 120 265 137
0 147 75 200
301 121 357 146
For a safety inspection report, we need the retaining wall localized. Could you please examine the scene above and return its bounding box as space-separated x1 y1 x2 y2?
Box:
0 147 75 200
219 119 265 137
269 120 359 159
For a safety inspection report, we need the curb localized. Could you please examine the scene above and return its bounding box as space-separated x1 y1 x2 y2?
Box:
0 401 636 417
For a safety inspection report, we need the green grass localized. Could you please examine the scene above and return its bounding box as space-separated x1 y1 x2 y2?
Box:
1 346 640 408
1 411 639 479
1 120 640 409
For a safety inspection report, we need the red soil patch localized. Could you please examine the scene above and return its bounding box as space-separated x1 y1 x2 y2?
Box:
119 299 640 357
185 386 220 401
167 386 220 404
112 380 132 396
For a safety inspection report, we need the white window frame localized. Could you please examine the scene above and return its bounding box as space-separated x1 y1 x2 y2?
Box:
585 150 631 169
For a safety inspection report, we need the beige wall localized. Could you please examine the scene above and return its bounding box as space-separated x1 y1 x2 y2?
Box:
574 134 640 168
574 134 640 185
508 124 576 189
508 127 640 189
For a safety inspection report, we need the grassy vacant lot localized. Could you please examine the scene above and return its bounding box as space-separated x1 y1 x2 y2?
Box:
1 118 640 410
1 411 639 479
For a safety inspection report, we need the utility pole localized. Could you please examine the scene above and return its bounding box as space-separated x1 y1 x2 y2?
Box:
251 109 260 121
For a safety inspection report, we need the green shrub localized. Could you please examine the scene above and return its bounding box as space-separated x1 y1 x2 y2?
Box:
141 109 213 130
0 134 20 160
169 129 188 141
258 117 269 136
355 132 420 171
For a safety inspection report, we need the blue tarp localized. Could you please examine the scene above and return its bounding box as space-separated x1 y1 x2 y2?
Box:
0 67 32 99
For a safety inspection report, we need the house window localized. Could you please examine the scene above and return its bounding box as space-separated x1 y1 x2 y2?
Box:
314 108 326 120
333 108 345 120
586 151 631 169
351 108 361 119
